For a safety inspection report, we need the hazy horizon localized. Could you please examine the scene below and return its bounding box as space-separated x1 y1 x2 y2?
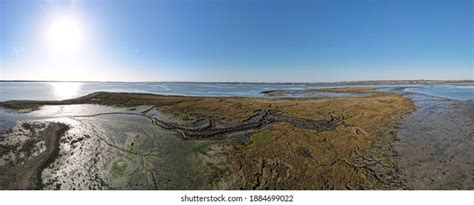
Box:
1 79 473 84
1 0 472 82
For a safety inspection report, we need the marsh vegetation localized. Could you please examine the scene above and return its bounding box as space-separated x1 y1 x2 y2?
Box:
0 87 419 189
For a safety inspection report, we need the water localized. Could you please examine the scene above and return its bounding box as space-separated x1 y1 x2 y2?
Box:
405 85 474 101
0 81 327 101
0 81 472 102
0 104 137 134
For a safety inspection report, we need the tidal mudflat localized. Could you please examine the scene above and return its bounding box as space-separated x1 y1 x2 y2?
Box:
0 86 472 190
395 93 474 189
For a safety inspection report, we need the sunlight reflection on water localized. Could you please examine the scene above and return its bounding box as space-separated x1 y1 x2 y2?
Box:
0 82 472 102
49 82 82 100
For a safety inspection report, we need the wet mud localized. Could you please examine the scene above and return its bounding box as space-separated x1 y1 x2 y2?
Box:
0 122 69 189
395 93 474 189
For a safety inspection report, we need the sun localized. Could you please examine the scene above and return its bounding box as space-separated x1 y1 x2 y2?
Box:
46 16 84 52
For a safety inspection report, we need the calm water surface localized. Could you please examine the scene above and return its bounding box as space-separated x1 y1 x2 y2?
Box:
0 82 472 101
405 85 474 101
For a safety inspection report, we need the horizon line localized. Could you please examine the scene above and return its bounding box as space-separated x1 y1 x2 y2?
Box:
1 79 473 84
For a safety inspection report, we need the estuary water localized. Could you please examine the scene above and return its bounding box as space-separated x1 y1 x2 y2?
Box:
405 85 474 101
0 81 472 102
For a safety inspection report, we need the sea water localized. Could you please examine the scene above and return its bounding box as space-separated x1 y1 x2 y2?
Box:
0 81 472 102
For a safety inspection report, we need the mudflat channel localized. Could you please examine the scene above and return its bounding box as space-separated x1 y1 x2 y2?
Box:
1 87 469 190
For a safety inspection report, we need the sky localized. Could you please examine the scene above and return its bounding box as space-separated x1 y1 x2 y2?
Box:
0 0 472 82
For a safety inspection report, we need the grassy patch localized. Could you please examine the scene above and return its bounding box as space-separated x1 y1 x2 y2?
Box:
194 143 211 154
250 131 273 146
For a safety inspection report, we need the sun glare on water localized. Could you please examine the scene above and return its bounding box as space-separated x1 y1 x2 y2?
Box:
50 82 82 100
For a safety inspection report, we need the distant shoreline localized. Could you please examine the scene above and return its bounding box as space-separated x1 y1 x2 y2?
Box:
1 79 473 85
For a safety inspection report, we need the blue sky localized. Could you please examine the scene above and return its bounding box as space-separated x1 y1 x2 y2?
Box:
0 0 472 82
